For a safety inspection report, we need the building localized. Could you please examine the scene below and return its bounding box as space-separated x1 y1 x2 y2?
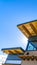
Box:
2 20 37 65
2 47 25 65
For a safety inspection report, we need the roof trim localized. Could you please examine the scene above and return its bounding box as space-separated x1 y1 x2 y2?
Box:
17 20 37 27
1 47 25 53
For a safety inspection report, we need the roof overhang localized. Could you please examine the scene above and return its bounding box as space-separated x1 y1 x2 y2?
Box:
17 20 37 39
1 47 25 55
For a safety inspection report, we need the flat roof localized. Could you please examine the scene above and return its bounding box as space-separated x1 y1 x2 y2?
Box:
17 20 37 38
1 47 25 55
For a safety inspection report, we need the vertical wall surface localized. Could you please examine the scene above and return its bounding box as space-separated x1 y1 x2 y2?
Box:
21 60 37 65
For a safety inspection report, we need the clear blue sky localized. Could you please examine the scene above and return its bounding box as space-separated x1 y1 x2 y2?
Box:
0 0 37 55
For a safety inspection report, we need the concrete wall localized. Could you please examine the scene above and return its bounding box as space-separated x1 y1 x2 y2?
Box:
21 60 37 65
24 51 37 56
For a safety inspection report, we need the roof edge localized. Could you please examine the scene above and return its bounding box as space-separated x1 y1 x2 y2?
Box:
17 19 37 27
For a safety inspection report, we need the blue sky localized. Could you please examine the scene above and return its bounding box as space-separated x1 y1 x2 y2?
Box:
0 0 37 55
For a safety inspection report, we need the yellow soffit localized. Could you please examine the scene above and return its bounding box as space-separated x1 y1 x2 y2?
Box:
2 47 25 55
17 20 37 38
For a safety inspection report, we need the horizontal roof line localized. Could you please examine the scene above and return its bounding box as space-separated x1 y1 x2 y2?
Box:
17 20 37 27
1 47 25 52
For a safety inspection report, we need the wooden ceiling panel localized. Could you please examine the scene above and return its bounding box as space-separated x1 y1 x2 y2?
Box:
18 25 29 38
17 20 37 38
32 22 37 29
2 47 25 55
